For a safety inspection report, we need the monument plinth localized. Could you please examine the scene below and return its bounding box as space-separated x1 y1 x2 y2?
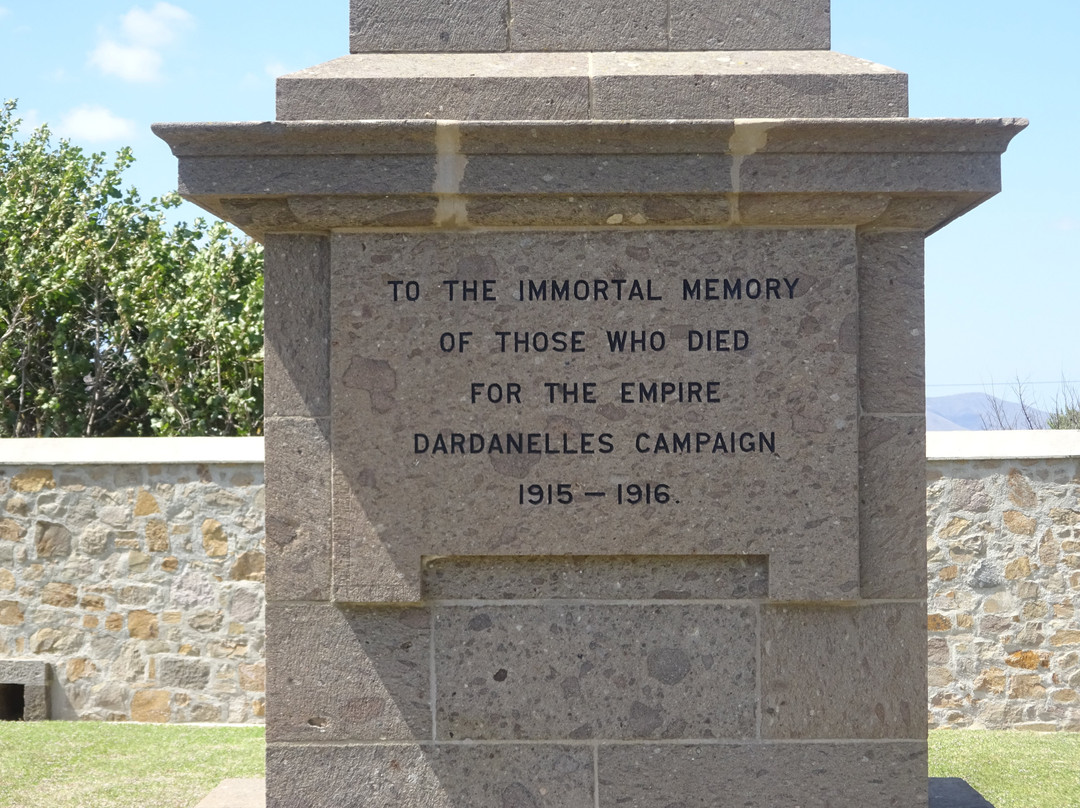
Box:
157 3 1022 806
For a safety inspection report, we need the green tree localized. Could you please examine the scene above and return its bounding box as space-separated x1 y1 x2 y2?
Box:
0 100 263 437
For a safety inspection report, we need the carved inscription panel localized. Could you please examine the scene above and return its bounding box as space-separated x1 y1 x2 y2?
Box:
330 230 859 602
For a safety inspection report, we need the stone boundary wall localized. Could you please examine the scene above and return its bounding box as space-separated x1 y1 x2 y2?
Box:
927 430 1080 731
0 438 265 723
3 433 1079 728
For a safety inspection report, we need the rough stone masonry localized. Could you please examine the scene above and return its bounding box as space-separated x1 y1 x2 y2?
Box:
156 1 1023 806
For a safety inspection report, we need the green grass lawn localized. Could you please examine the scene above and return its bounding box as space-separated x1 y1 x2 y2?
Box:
929 730 1080 808
0 723 264 808
0 724 1077 807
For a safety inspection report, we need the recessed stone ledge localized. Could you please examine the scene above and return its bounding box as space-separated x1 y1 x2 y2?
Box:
280 51 897 80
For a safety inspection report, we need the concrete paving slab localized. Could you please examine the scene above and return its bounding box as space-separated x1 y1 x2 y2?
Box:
931 778 996 808
192 775 989 807
194 778 265 808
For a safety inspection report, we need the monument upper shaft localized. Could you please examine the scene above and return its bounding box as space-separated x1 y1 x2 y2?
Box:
349 0 830 53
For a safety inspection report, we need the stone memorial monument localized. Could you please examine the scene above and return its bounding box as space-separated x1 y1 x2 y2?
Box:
157 1 1023 805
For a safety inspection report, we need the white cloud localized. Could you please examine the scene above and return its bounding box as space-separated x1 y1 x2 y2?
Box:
15 108 43 137
90 40 163 83
89 3 193 83
121 2 192 47
265 61 288 78
58 106 137 142
1055 217 1079 232
0 7 10 19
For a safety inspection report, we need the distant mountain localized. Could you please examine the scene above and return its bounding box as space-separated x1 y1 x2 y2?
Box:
926 392 1050 431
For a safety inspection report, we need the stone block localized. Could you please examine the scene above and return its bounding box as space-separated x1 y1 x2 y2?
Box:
157 119 441 156
597 742 927 808
266 603 430 742
210 199 300 235
134 489 160 516
131 689 171 723
201 519 229 556
239 662 265 692
511 0 667 51
740 153 1000 196
11 469 54 493
350 0 509 53
34 522 72 558
462 193 735 228
423 555 768 600
269 196 441 231
23 685 49 721
264 235 330 419
669 0 830 50
736 192 891 227
42 582 78 608
590 52 907 120
860 415 927 599
329 229 859 603
128 610 158 640
158 658 211 689
265 418 331 601
277 55 590 122
230 550 265 582
179 155 435 197
0 658 49 685
858 232 926 414
454 120 739 155
266 743 594 808
0 517 25 542
146 519 169 551
434 603 757 740
459 154 734 195
761 603 927 740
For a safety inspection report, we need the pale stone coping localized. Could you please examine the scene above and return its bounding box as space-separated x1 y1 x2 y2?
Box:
0 437 264 466
927 429 1080 461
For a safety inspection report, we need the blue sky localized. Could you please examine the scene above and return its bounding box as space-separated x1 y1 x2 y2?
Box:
2 0 1076 409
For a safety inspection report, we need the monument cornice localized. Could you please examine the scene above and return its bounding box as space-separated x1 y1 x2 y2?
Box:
154 117 1025 240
